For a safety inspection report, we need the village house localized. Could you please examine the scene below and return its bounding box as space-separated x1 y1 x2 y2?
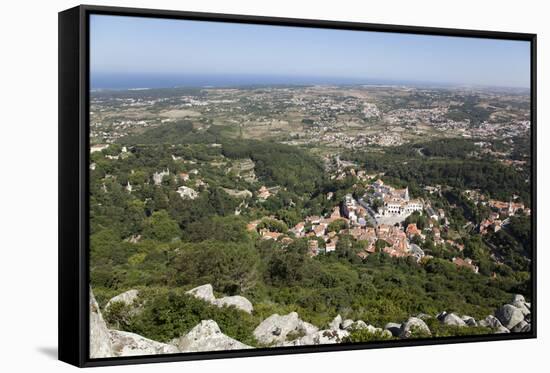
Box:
342 194 359 223
280 237 294 245
423 185 440 194
176 185 198 200
406 223 420 238
376 224 409 257
313 224 326 238
290 222 305 237
452 257 479 273
153 169 170 186
260 229 282 241
488 199 529 217
90 144 109 153
246 219 261 232
257 186 271 200
179 172 189 182
426 206 438 220
479 216 503 235
325 237 338 253
330 206 341 219
306 215 321 225
308 240 320 257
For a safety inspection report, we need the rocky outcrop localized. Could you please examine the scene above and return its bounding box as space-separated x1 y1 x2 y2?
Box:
285 328 349 346
475 294 532 333
439 312 467 327
187 284 216 302
510 320 531 333
479 315 503 329
461 316 477 327
186 284 253 314
213 296 254 314
253 312 318 345
283 315 389 346
399 317 431 338
110 330 179 356
175 320 251 352
495 304 525 330
89 289 114 358
478 315 509 333
105 289 140 311
90 287 532 358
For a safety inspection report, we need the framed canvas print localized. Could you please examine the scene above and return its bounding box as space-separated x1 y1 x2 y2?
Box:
58 4 537 367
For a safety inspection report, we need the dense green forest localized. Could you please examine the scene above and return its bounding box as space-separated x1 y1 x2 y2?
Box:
342 138 531 203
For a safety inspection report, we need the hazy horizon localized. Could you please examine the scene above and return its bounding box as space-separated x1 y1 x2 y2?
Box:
90 15 531 89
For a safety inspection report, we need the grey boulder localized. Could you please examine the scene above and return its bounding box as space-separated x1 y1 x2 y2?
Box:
495 304 525 330
399 317 431 338
441 313 467 327
105 289 140 312
461 316 477 327
186 284 216 302
510 320 531 333
479 315 504 329
511 294 525 303
213 296 254 314
186 284 254 314
176 320 251 352
253 312 318 345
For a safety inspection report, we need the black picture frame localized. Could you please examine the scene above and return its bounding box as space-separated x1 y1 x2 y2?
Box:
59 4 537 368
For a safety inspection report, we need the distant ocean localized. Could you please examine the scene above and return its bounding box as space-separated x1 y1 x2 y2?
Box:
90 73 434 90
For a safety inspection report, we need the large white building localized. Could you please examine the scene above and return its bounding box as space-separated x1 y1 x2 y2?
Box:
372 180 423 218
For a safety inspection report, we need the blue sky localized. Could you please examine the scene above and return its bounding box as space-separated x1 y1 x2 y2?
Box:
90 15 530 88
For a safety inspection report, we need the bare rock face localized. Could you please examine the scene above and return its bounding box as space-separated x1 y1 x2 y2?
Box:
495 304 525 330
186 284 253 314
176 320 251 352
110 330 179 356
89 289 114 358
399 317 431 338
253 312 319 345
441 313 467 327
105 289 140 311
